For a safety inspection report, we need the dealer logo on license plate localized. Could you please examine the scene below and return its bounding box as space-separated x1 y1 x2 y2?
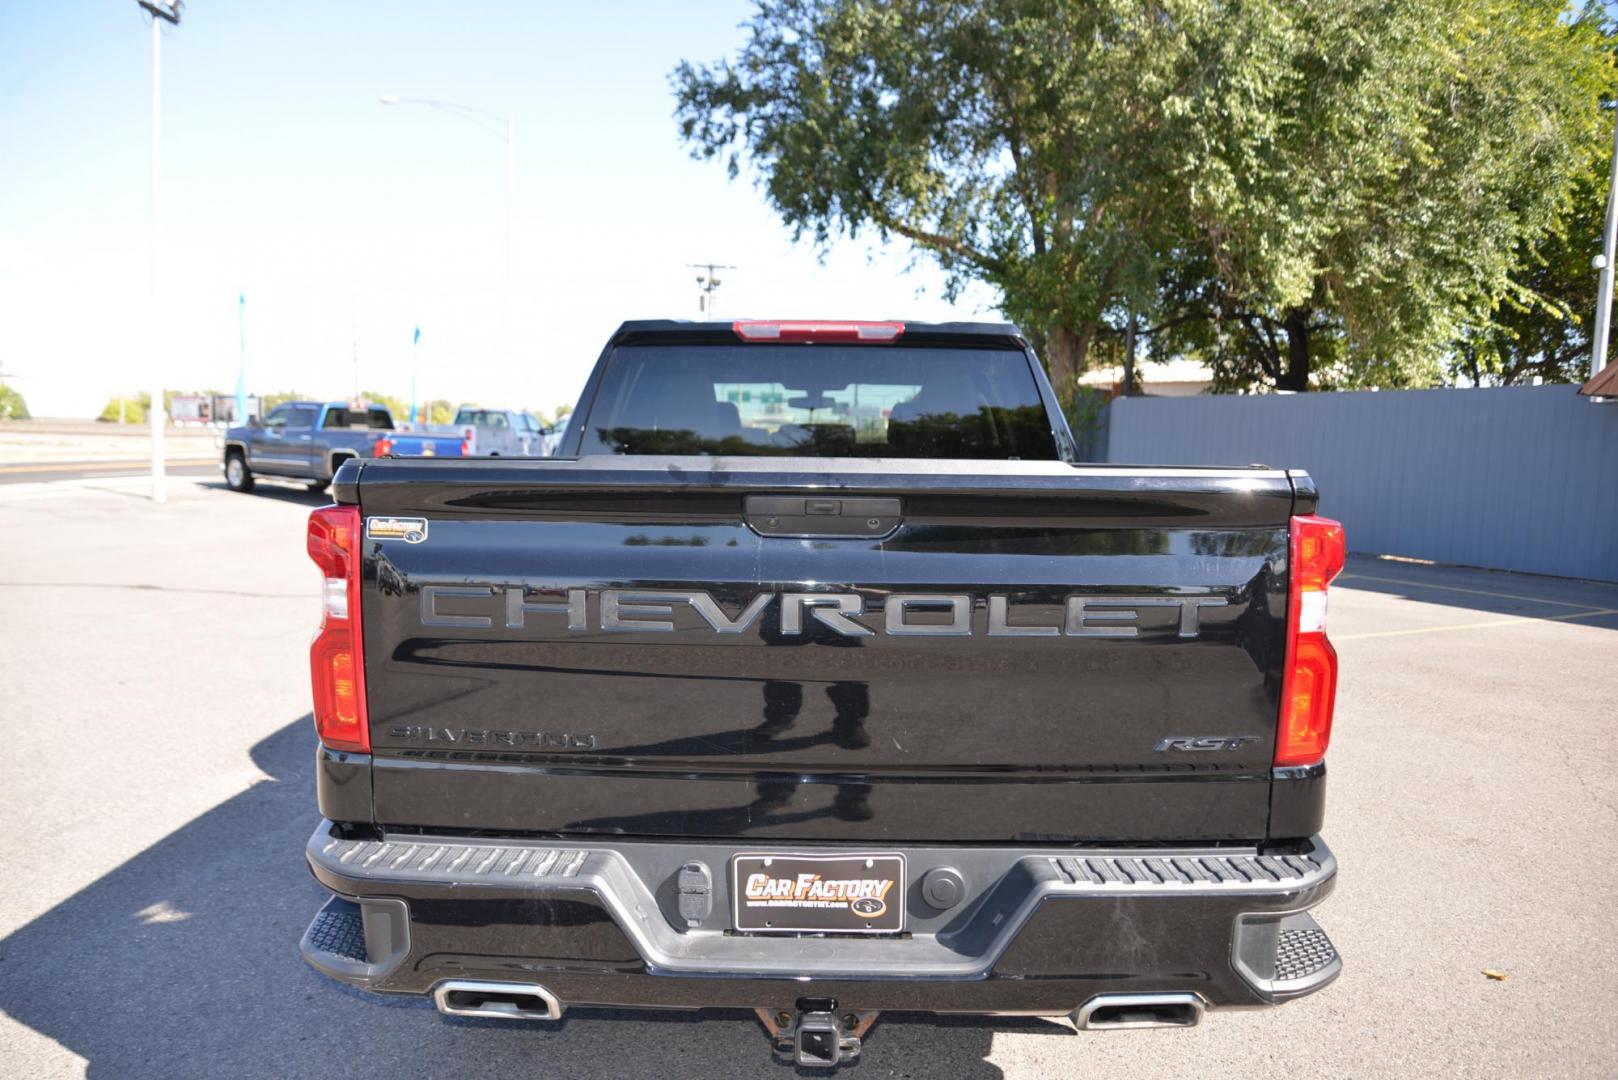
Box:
732 853 906 934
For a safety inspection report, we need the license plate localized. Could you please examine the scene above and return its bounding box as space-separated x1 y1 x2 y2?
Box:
731 852 906 934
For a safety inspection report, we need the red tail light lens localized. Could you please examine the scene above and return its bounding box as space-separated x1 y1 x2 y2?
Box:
1276 515 1346 767
373 437 394 458
461 429 473 455
307 505 368 752
732 320 905 343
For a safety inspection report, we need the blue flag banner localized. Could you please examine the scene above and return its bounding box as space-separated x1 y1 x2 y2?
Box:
236 293 249 424
410 326 421 424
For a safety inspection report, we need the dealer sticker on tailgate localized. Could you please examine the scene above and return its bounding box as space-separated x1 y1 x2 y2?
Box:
732 853 906 934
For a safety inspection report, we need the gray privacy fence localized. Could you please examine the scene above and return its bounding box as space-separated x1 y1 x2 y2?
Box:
1106 384 1618 582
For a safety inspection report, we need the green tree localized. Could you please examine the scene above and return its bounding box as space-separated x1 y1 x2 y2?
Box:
261 390 308 410
98 396 145 423
0 382 29 420
524 403 574 430
1158 2 1614 391
1449 154 1606 386
359 390 409 421
674 0 1614 394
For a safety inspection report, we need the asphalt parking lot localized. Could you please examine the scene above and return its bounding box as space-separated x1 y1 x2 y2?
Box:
2 476 1615 1078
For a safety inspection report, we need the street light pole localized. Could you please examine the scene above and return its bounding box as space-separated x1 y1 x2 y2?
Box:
505 116 515 305
690 263 736 317
140 2 181 501
1590 105 1618 381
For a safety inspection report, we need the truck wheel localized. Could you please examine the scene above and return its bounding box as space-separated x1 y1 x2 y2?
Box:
225 451 255 493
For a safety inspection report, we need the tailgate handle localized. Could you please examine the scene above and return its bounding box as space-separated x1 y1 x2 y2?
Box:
745 495 901 538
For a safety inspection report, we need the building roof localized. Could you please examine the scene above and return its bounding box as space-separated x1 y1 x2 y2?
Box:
1579 363 1618 398
1076 358 1214 390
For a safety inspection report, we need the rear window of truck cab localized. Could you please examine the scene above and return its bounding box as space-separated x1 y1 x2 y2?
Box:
322 406 393 429
579 344 1059 459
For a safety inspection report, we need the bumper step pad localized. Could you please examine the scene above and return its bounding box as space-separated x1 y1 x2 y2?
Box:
305 898 368 963
317 834 1325 896
1050 850 1326 888
299 895 410 988
1233 910 1342 1000
325 838 591 882
1276 924 1339 983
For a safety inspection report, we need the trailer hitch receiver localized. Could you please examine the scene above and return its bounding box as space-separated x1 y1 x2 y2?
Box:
757 1003 877 1069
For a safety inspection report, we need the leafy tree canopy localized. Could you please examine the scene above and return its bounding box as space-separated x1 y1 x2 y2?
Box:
0 382 31 420
1449 147 1608 386
674 0 1614 393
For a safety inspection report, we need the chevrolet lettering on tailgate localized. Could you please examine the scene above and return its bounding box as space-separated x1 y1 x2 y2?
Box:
417 585 1230 639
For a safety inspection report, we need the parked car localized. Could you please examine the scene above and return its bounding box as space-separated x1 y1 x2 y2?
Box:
297 319 1345 1069
222 402 468 493
448 406 558 456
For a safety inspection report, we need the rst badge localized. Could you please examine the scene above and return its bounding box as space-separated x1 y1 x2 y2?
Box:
1155 735 1262 752
733 853 905 934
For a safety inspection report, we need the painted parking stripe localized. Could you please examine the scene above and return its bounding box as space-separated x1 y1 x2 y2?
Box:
1337 572 1611 611
1335 606 1618 641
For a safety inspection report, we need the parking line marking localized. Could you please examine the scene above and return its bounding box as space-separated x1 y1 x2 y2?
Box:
1335 607 1618 641
1337 573 1611 611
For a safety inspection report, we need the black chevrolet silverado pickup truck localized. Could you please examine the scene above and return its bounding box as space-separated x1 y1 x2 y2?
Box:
298 319 1346 1067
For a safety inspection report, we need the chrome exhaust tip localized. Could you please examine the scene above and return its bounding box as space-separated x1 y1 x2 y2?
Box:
1074 993 1204 1030
433 980 563 1021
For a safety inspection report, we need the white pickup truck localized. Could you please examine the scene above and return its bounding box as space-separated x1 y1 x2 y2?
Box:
446 407 559 456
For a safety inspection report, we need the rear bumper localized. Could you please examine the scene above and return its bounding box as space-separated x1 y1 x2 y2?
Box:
301 822 1340 1016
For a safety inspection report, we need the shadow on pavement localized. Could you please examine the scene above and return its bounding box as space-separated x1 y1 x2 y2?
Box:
1337 554 1618 626
0 717 1033 1078
196 479 333 506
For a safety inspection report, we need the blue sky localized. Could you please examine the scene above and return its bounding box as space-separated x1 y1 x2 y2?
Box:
0 2 992 417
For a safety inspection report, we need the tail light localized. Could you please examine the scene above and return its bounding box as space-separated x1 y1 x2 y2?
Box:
1276 515 1346 767
307 505 368 752
733 320 905 343
461 429 473 455
373 437 394 457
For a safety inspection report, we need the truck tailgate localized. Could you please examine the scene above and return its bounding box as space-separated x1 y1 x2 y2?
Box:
354 457 1299 844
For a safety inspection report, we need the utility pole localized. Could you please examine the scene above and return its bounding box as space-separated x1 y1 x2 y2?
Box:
690 263 736 317
505 116 515 332
1591 103 1618 381
1121 312 1138 397
138 1 180 501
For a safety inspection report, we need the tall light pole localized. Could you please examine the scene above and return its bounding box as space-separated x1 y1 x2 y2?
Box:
690 263 735 317
139 1 180 501
1591 103 1618 381
379 96 515 370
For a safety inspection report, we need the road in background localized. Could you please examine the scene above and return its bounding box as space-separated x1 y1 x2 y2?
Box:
1 481 1615 1078
0 419 220 463
0 460 218 485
